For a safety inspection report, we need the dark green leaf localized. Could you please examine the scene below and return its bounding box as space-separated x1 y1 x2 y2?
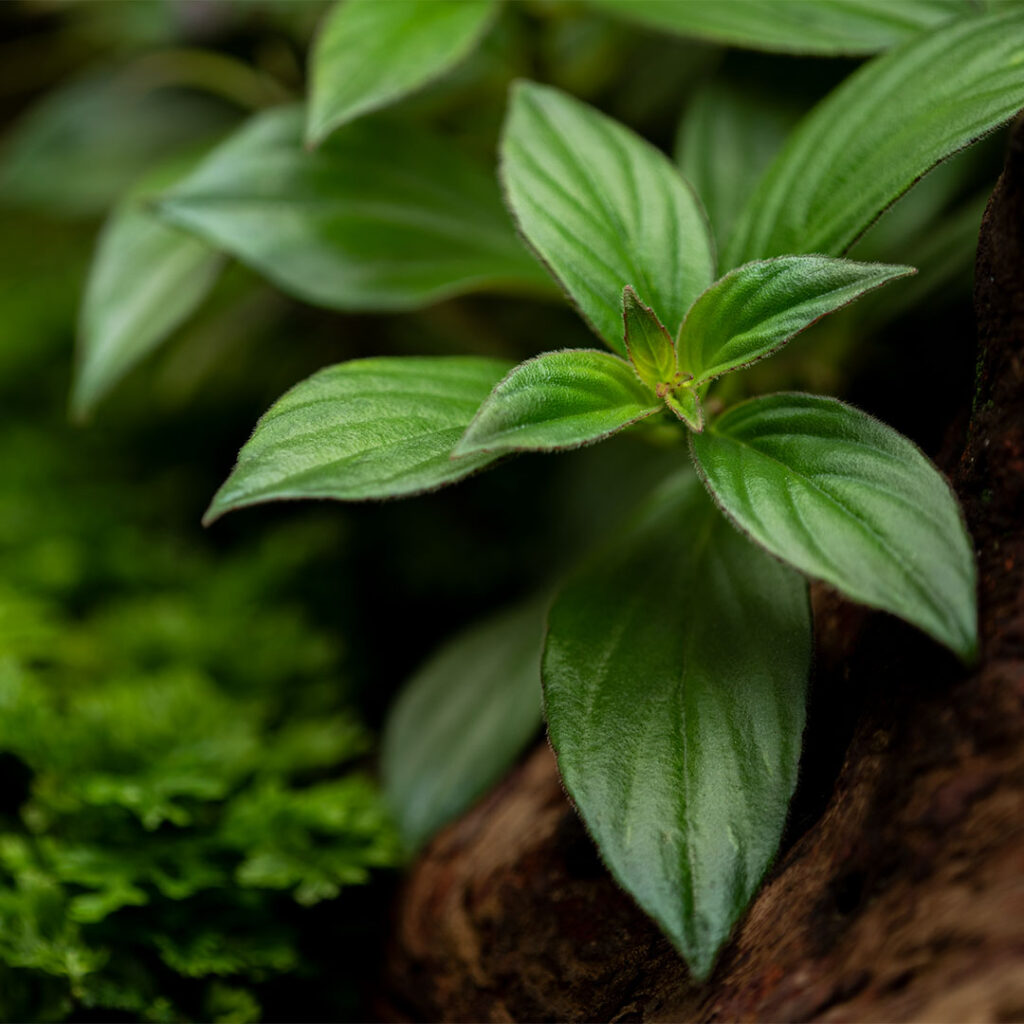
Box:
307 0 497 144
724 10 1024 265
623 286 678 390
679 257 913 386
204 356 512 524
691 393 977 659
453 349 662 457
592 0 967 55
73 153 224 419
544 472 810 977
157 105 547 312
382 597 546 849
501 81 714 355
676 78 802 254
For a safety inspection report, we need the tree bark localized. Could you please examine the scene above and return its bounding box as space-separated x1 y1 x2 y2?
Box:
382 118 1024 1023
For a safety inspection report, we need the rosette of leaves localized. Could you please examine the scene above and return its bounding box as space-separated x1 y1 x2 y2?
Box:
191 11 1024 979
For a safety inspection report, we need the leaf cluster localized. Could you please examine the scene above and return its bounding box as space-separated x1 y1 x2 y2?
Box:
6 0 1018 989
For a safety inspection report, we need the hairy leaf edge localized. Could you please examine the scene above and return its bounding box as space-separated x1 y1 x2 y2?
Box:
539 483 813 978
452 347 663 458
203 360 513 526
498 79 716 355
687 392 978 662
678 258 916 388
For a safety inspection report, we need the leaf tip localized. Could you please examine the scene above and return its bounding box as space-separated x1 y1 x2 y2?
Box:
201 484 235 528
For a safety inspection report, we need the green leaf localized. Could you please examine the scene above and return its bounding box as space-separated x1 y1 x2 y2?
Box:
691 393 977 660
501 80 714 356
623 286 678 391
204 356 512 524
157 105 547 313
665 386 703 433
544 472 810 978
382 598 546 849
453 349 662 458
676 78 802 255
724 9 1024 266
0 70 233 218
679 257 913 386
73 152 224 419
592 0 968 55
307 0 497 144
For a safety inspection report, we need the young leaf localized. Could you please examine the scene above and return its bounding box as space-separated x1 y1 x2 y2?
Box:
157 105 548 313
204 356 513 524
676 79 802 254
678 257 913 387
453 349 662 458
665 387 703 433
382 597 546 850
73 153 224 419
544 472 811 978
691 393 977 660
591 0 966 56
623 286 678 390
307 0 497 145
724 9 1024 266
501 81 714 356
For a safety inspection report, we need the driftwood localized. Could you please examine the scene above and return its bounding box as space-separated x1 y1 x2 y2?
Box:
382 119 1024 1023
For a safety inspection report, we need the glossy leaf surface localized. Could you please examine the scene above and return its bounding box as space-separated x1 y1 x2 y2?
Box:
454 349 662 457
158 106 546 312
73 154 224 418
691 394 977 660
382 598 545 850
544 472 810 977
205 356 512 524
592 0 965 55
724 9 1024 265
307 0 496 144
501 81 714 356
623 286 677 389
679 257 913 386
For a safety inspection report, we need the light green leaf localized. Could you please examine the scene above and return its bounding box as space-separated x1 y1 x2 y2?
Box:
724 9 1024 266
544 472 810 978
676 78 802 255
679 257 913 386
204 356 512 524
592 0 968 55
501 80 714 356
623 286 678 391
73 152 224 419
665 386 703 433
691 393 977 660
382 597 546 849
157 105 547 313
307 0 497 144
453 349 662 458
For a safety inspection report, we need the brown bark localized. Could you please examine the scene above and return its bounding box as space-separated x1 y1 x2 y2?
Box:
382 119 1024 1023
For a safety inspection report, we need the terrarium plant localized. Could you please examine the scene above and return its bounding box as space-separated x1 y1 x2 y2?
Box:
59 0 1024 982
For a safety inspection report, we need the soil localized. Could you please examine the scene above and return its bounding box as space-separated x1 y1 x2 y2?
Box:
381 116 1024 1023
